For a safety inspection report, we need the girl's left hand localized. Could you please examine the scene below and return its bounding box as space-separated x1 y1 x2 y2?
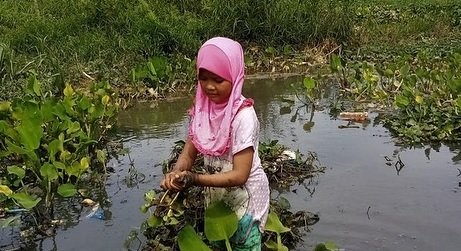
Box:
175 171 198 190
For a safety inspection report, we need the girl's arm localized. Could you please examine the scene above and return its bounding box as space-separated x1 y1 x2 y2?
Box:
194 146 253 187
161 138 197 190
172 138 198 172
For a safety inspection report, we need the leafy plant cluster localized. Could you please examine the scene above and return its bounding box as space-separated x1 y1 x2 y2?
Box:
259 140 325 190
130 55 196 99
0 77 118 224
0 0 354 100
140 190 317 251
328 50 461 143
137 140 323 250
354 4 461 26
351 2 461 47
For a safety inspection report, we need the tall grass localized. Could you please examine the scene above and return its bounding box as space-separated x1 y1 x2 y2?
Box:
0 0 460 100
0 0 353 100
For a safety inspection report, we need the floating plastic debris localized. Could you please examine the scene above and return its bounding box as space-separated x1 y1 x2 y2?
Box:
85 203 105 220
339 112 369 122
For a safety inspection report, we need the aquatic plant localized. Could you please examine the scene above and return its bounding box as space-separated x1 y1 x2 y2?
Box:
138 140 322 250
0 76 118 227
327 51 461 144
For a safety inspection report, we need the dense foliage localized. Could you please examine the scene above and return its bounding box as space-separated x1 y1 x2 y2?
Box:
327 49 461 143
0 0 354 100
0 78 118 226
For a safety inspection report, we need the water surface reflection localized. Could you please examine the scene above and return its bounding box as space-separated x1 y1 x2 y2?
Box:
19 76 461 251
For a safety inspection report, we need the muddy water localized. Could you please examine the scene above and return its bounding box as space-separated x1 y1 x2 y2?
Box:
7 77 460 251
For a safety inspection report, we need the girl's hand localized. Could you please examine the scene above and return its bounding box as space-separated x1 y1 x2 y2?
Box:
175 171 198 190
160 170 198 191
160 170 183 191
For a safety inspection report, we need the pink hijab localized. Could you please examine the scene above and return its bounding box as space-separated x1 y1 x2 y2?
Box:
189 37 253 156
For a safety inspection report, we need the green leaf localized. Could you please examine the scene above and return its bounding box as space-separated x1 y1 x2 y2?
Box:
7 165 25 180
265 211 291 234
57 183 77 197
59 150 71 161
102 95 110 106
330 55 342 72
303 77 315 90
204 200 238 242
66 121 81 134
80 157 90 171
48 139 63 161
0 121 16 139
0 185 13 196
27 75 41 97
265 240 277 249
313 243 328 251
178 225 212 251
63 84 74 97
0 101 11 112
144 190 156 202
456 96 461 109
415 95 424 104
146 215 163 228
63 98 76 117
400 64 410 77
265 239 288 251
40 163 59 181
0 215 21 228
41 99 56 122
151 56 170 79
324 241 338 250
78 96 91 110
53 161 66 170
11 192 41 209
383 68 394 77
96 149 107 164
147 62 157 77
16 119 43 150
277 197 291 211
66 161 82 177
140 204 149 214
167 216 179 225
395 95 410 108
6 139 28 155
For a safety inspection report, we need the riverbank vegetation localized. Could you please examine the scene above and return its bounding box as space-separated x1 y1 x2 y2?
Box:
2 0 460 100
0 79 118 244
1 0 461 249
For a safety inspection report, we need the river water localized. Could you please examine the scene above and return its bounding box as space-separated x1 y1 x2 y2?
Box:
2 76 461 251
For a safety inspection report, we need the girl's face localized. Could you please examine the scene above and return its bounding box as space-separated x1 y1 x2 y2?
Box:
198 69 232 104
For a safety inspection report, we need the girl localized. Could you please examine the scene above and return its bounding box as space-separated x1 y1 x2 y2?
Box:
160 37 270 250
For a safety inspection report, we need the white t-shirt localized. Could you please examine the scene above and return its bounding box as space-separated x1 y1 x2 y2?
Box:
203 106 270 232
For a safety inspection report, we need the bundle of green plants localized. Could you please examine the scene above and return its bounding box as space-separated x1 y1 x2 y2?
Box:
136 140 323 250
328 51 461 143
0 76 118 232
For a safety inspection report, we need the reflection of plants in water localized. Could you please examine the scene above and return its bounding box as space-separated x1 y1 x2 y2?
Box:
384 154 405 175
0 77 117 243
282 76 340 132
122 153 146 188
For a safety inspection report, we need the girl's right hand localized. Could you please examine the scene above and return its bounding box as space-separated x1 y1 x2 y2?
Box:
160 170 183 191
